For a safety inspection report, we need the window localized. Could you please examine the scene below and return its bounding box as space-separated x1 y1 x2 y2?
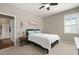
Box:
64 13 79 34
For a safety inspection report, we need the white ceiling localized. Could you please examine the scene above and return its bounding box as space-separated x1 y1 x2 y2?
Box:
12 3 79 18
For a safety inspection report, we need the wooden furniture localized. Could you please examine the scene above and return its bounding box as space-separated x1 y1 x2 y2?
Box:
0 38 14 49
74 37 79 55
19 36 28 47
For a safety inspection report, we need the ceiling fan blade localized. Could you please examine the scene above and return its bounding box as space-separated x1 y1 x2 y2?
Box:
39 6 44 9
50 3 58 5
47 7 49 10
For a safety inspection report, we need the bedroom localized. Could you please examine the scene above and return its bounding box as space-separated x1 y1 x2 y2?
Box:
0 3 79 55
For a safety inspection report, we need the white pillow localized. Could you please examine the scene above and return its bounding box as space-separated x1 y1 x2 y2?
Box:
35 31 41 33
28 31 35 35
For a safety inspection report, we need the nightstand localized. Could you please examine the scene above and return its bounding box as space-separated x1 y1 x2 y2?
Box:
19 36 28 47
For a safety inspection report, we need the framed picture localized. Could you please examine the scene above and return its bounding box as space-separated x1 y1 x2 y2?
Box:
29 20 37 25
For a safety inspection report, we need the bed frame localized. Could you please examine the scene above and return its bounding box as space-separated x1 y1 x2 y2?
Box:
26 29 59 54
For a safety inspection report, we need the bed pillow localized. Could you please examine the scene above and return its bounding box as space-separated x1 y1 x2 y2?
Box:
28 31 36 35
35 31 41 33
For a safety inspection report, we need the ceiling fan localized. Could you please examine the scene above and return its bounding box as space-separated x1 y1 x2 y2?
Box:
39 3 58 10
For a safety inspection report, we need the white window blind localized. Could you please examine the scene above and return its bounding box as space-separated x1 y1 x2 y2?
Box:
64 13 79 34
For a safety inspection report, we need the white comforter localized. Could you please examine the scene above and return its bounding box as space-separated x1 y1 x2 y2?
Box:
28 33 60 50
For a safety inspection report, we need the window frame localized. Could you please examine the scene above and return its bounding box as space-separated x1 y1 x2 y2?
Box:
64 13 79 34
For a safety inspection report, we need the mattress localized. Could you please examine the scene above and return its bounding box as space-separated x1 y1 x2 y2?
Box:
28 33 60 49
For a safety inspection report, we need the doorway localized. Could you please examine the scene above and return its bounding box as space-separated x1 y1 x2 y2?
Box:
0 12 16 49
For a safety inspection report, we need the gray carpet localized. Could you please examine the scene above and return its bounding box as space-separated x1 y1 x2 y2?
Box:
0 42 78 55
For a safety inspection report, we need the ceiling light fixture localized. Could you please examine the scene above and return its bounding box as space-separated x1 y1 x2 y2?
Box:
39 3 58 11
45 4 50 7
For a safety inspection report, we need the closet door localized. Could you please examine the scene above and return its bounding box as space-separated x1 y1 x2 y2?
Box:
2 24 10 38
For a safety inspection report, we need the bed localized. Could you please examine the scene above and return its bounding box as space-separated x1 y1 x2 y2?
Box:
26 29 60 54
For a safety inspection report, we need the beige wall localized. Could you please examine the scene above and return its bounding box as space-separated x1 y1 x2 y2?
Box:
0 3 43 44
43 7 79 44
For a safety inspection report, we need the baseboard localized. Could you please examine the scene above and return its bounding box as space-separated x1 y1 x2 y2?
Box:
61 40 75 45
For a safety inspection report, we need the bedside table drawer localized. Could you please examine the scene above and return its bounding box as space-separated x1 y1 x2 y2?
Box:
19 36 28 47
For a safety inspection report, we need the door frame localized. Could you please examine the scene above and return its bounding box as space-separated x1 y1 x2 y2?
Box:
0 12 16 46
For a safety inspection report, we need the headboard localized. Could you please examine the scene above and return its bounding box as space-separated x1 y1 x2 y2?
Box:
26 29 40 36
